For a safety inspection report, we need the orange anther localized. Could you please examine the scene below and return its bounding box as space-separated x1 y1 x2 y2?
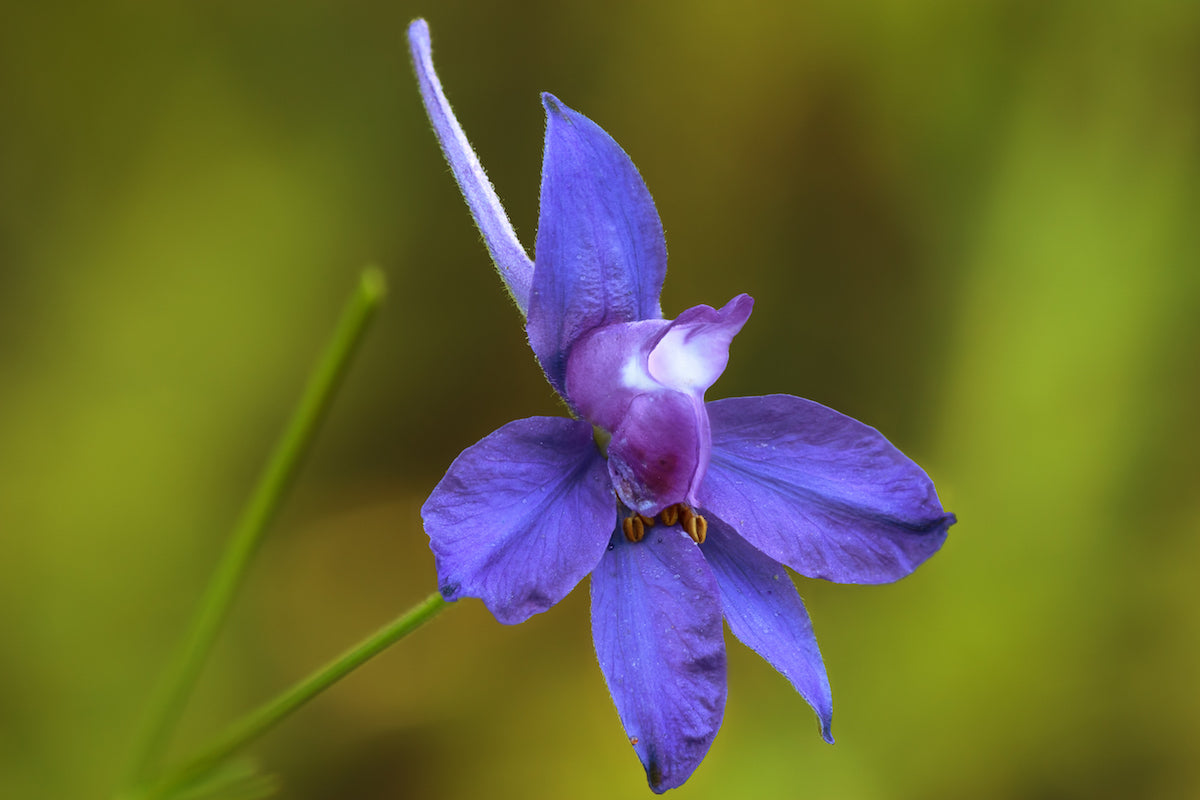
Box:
622 514 645 543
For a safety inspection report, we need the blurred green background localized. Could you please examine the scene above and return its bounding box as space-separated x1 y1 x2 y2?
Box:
2 1 1198 798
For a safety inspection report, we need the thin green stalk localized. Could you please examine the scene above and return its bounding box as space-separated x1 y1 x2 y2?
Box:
148 592 449 799
124 268 386 791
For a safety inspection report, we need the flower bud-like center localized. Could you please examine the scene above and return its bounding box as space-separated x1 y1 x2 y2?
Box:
564 295 753 515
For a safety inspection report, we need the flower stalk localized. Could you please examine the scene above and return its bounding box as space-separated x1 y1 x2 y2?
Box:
141 592 448 800
122 267 386 794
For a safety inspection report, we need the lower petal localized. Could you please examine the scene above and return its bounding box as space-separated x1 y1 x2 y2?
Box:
700 519 833 743
701 395 955 584
591 526 727 793
421 416 615 624
607 391 708 515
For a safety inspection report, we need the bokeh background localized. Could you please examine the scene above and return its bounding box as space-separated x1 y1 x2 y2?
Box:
2 1 1198 798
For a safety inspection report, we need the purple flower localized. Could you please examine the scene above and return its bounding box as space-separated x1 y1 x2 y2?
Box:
408 19 955 792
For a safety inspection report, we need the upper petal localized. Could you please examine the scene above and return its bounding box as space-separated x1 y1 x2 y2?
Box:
527 94 667 394
566 295 753 430
647 294 753 392
563 317 670 429
700 395 955 584
591 526 727 793
407 19 535 312
421 416 615 624
699 519 834 743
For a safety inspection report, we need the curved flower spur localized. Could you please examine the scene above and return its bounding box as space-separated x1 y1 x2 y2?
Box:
407 19 955 793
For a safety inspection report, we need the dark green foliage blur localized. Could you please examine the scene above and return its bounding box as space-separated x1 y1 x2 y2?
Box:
2 1 1198 798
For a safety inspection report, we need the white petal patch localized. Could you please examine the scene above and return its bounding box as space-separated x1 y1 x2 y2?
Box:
621 353 660 392
647 324 734 392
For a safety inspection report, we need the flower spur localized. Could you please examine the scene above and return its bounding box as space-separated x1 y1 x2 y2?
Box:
408 19 955 792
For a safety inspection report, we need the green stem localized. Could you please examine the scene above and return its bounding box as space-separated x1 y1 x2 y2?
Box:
149 592 448 799
124 268 386 790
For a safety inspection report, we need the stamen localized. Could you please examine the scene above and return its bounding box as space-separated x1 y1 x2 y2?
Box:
666 504 706 544
622 514 645 543
652 503 708 544
637 513 655 529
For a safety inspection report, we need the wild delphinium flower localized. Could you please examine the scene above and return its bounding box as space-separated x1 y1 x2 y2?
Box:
408 18 955 793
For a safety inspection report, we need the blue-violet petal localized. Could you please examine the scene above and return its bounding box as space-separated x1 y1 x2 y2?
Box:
699 518 834 743
700 394 954 584
528 94 667 394
591 526 726 793
422 416 614 624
